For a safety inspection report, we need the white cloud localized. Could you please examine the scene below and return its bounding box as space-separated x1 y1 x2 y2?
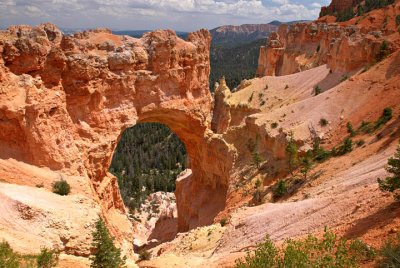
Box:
0 0 327 31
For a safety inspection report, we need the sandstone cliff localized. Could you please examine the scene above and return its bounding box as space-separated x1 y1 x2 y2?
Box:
0 23 236 259
257 2 400 77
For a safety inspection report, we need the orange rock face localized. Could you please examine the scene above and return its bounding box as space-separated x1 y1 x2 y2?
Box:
257 2 400 77
0 23 235 254
320 0 357 17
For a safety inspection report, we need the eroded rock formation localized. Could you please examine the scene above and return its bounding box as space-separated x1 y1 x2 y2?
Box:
320 0 357 17
257 3 400 77
0 23 235 255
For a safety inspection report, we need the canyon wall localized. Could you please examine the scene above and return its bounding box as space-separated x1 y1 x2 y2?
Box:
0 23 235 255
320 0 357 17
257 3 400 77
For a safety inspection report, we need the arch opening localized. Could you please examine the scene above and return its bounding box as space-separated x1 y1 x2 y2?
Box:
110 122 187 247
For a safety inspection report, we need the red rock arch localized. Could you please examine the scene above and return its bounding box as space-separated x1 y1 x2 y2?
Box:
0 23 235 251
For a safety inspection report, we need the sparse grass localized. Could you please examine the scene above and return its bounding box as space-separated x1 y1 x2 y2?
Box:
0 241 58 268
235 229 376 268
378 233 400 267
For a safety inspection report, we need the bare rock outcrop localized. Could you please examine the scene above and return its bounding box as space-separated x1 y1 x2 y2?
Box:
0 23 235 256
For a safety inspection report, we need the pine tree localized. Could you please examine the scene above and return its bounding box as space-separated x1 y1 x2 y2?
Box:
300 155 314 180
90 218 126 268
378 142 400 200
286 134 299 175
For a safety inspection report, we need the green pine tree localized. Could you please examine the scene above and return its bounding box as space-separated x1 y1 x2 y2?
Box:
286 134 299 175
300 155 314 180
90 218 126 268
378 142 400 200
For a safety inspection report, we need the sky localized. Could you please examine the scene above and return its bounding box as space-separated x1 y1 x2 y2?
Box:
0 0 331 32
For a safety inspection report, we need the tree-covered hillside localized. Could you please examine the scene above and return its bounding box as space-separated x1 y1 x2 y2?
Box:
210 38 265 90
110 123 187 212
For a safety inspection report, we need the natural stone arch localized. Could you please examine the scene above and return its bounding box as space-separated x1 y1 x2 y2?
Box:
0 23 235 252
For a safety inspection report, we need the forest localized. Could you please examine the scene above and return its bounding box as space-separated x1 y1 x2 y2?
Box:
110 123 187 212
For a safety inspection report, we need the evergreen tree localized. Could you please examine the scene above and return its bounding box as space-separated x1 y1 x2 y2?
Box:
286 134 299 175
378 142 400 200
90 218 126 268
300 155 314 180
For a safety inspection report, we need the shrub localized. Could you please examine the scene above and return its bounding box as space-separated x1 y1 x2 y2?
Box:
260 100 266 106
90 218 126 268
378 233 400 267
356 140 365 147
358 121 374 134
347 122 357 137
374 107 393 130
0 241 19 268
319 118 328 127
235 229 375 268
37 248 59 268
316 44 320 52
138 250 151 261
220 218 228 227
52 179 71 196
341 74 349 82
396 15 400 26
376 40 391 62
285 85 289 89
314 85 322 96
378 142 400 200
271 122 278 129
272 180 287 200
336 138 353 156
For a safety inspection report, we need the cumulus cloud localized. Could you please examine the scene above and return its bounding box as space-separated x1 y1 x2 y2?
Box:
0 0 327 31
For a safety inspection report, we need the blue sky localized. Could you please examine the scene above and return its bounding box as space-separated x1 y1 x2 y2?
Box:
0 0 331 31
